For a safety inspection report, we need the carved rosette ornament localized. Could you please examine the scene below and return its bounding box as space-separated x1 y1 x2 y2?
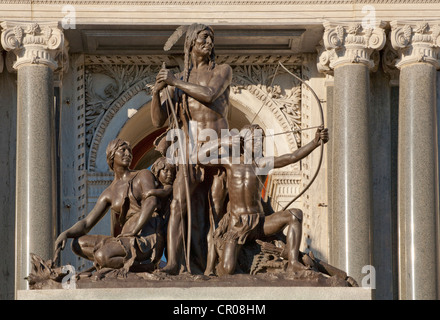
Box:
0 21 65 71
317 21 386 73
390 21 440 69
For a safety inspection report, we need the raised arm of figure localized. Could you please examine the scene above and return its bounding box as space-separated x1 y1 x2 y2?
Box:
150 80 175 128
272 126 328 169
156 64 232 105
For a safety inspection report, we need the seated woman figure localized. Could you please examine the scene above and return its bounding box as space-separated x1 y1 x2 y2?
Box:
53 139 175 276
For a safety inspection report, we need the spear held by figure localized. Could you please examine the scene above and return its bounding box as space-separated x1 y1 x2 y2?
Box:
160 62 193 273
151 24 232 275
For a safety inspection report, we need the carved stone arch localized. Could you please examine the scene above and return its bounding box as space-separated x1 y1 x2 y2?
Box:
229 63 302 154
229 91 293 156
88 87 297 174
88 75 156 172
87 60 303 174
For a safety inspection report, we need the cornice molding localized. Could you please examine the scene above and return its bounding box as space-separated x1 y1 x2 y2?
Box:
390 20 440 69
1 21 66 70
317 21 386 73
1 0 440 4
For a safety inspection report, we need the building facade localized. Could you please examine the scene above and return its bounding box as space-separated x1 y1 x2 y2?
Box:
0 0 439 300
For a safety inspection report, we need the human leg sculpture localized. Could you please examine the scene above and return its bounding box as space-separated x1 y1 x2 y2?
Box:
263 208 307 272
217 238 242 276
71 234 112 261
205 168 228 275
162 166 200 274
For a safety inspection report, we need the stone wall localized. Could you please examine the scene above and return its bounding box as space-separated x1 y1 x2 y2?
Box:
0 67 17 300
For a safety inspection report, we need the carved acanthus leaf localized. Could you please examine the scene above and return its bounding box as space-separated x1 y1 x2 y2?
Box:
85 64 160 148
1 21 65 70
318 22 386 73
390 21 440 69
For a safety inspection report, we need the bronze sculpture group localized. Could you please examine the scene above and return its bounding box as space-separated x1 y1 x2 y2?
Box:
47 23 335 283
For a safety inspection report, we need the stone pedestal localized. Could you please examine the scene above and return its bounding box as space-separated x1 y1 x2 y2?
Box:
1 21 66 292
17 287 372 300
391 21 440 299
318 22 386 284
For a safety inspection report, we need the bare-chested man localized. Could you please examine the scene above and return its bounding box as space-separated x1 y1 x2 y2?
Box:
197 124 329 275
151 24 232 275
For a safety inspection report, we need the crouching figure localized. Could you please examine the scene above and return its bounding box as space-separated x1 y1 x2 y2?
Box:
53 139 175 277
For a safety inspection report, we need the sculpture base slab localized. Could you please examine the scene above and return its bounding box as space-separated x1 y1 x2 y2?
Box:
17 287 372 300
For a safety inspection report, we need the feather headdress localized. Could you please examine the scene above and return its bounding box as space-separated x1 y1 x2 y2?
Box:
163 24 216 121
163 25 189 51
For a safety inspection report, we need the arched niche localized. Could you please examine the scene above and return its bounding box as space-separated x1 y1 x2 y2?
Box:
229 90 297 157
88 77 298 175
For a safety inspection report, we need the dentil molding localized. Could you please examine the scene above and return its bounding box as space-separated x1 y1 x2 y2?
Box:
1 0 440 4
317 21 386 74
390 21 440 69
1 21 66 70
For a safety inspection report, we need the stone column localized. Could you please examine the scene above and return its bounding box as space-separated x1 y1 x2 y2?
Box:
318 22 386 284
1 22 66 291
391 21 440 300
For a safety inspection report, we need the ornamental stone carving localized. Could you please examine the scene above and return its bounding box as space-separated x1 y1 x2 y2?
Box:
85 64 160 150
231 63 302 148
390 21 440 69
382 38 400 84
0 21 65 70
317 21 386 73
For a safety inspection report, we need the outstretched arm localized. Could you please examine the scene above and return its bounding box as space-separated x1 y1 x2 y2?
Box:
272 126 329 169
54 191 111 252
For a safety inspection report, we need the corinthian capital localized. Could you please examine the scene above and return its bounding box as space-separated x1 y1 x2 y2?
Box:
390 21 440 69
317 21 386 74
1 21 65 70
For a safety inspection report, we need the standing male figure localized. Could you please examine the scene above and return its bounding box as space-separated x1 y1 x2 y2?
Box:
151 24 232 275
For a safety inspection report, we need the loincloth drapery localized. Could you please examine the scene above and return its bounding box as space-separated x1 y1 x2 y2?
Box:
214 211 265 249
